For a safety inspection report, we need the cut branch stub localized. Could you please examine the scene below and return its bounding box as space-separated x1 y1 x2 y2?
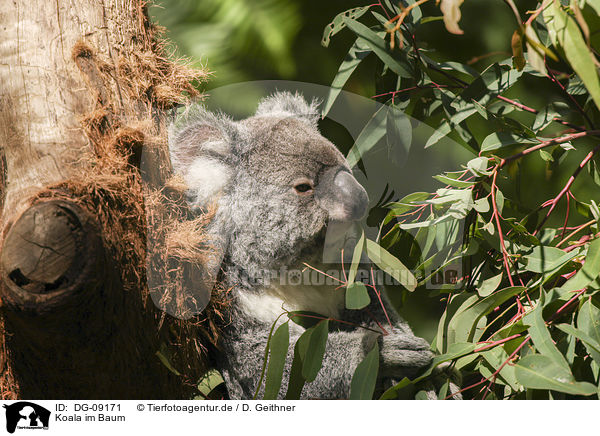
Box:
0 200 104 313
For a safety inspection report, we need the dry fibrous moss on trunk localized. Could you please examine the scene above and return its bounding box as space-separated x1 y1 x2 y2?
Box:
0 0 224 399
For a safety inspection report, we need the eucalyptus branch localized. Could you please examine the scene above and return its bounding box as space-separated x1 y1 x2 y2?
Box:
535 142 600 232
499 130 600 168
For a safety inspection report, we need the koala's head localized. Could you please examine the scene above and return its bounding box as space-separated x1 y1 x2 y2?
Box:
169 92 368 281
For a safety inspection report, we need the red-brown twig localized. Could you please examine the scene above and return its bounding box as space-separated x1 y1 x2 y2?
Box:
499 130 600 169
536 143 600 232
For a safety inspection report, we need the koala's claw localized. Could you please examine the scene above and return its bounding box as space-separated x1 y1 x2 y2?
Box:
378 333 433 379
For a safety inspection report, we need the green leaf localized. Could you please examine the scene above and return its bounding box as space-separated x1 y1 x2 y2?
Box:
156 344 181 376
460 62 523 105
263 321 290 400
349 341 379 399
544 0 600 110
567 76 587 95
386 192 431 220
449 287 525 343
524 303 570 370
514 354 597 395
524 23 549 74
365 239 417 291
577 298 600 364
561 238 600 292
532 103 566 130
302 320 329 382
347 105 386 168
481 132 536 153
424 342 478 377
322 38 371 117
466 156 492 176
425 120 452 148
287 311 326 329
343 17 412 78
477 272 503 297
556 323 600 364
386 105 412 166
285 328 312 399
473 197 490 213
436 293 476 353
379 377 414 400
347 231 365 284
322 6 371 47
345 282 371 310
522 245 578 274
196 369 225 399
433 174 477 188
480 347 519 390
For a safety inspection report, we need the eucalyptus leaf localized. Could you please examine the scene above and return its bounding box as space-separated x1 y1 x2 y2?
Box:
349 341 379 399
196 369 225 399
386 105 412 166
481 132 536 153
544 0 600 110
365 239 417 291
322 38 371 117
302 320 329 382
524 304 570 370
514 354 596 395
561 238 600 292
556 323 600 364
347 105 386 168
522 245 578 274
285 328 312 399
322 6 371 47
343 17 413 78
264 321 290 399
345 282 371 310
577 298 600 364
477 272 503 297
347 231 365 284
448 286 525 343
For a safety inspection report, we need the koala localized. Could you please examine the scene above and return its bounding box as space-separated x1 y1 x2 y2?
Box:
169 92 440 399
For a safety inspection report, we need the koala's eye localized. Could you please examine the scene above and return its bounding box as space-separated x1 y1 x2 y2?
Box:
293 180 314 195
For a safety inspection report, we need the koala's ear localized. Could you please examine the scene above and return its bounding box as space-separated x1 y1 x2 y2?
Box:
169 106 246 208
255 91 321 127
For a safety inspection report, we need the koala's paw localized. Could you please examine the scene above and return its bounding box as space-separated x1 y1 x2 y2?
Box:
378 331 433 379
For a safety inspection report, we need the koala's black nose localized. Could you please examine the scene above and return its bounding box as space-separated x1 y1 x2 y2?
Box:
316 168 369 222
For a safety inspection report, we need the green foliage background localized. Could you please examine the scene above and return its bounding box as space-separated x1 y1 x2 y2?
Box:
152 0 600 399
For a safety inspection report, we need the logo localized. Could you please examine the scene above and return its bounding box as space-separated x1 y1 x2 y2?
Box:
3 402 50 433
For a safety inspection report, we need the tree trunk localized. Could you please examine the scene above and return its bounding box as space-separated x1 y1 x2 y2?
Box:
0 0 216 399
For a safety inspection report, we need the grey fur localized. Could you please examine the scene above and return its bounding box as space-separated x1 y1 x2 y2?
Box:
169 92 439 399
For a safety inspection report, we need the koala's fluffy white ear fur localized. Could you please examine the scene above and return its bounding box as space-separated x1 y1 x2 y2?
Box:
169 106 246 208
255 91 321 127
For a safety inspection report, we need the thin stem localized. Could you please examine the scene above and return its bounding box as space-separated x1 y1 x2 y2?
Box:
480 336 532 400
302 262 346 285
556 219 596 247
475 334 522 352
